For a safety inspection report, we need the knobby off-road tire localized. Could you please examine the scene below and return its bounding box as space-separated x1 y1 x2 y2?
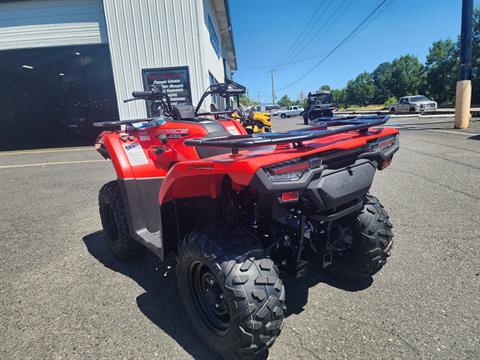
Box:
98 181 143 259
176 226 286 359
330 194 394 280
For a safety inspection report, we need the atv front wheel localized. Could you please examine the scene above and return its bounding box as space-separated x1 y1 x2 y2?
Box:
98 181 143 259
176 226 286 359
329 194 394 279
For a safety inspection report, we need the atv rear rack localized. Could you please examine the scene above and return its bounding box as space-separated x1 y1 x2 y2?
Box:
185 115 389 154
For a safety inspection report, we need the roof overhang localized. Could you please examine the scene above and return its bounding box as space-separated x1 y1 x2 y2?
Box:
211 0 237 71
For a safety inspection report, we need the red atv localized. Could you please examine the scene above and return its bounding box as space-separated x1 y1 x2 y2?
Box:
94 82 398 359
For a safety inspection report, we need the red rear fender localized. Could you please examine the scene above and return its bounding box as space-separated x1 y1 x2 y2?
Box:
159 160 256 203
97 131 168 179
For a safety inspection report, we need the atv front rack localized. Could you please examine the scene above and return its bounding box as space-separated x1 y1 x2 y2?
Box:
185 115 389 154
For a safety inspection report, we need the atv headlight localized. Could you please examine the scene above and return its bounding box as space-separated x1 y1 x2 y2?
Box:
367 135 397 153
265 159 310 182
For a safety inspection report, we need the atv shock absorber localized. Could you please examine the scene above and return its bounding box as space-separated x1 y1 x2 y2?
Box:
250 201 262 229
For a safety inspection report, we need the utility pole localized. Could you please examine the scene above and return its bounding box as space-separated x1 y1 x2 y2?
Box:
271 69 276 105
257 91 260 104
454 0 474 129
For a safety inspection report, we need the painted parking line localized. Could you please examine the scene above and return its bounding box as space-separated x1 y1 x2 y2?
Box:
424 129 479 137
0 159 106 169
388 124 478 137
0 147 95 156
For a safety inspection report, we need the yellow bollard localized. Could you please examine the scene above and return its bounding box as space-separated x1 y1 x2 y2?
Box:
454 80 472 129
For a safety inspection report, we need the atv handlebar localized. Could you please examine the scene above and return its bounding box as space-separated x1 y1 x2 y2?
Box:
132 90 154 98
185 115 390 153
93 118 155 127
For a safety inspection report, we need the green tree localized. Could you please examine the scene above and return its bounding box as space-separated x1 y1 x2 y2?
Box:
239 94 259 106
424 39 458 105
319 85 331 91
388 55 425 98
278 94 293 107
472 6 480 104
331 88 347 107
372 62 393 103
345 72 374 106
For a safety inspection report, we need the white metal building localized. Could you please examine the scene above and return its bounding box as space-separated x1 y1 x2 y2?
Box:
0 0 237 148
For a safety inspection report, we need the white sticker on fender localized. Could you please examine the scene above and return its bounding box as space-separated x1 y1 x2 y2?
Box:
123 142 149 166
226 125 240 135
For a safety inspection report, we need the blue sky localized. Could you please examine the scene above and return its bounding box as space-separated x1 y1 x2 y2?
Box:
229 0 479 103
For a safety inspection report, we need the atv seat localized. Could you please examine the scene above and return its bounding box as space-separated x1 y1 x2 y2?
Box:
171 104 233 158
193 119 232 158
172 103 196 120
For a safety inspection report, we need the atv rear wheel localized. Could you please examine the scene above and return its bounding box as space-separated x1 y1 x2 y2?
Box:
328 194 394 280
176 226 286 359
98 181 143 259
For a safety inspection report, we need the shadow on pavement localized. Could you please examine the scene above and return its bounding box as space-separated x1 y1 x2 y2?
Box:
282 263 372 316
83 231 216 359
468 134 480 140
83 230 372 356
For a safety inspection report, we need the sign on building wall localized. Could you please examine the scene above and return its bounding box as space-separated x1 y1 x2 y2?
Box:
142 66 192 116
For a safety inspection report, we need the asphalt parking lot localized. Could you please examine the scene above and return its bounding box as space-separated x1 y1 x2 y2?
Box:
1 115 479 359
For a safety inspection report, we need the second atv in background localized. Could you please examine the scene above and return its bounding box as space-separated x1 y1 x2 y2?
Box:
303 90 337 125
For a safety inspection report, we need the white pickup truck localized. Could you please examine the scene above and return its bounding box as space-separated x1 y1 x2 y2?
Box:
275 106 304 119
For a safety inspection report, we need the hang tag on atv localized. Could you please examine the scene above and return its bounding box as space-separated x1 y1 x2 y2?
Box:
123 142 149 166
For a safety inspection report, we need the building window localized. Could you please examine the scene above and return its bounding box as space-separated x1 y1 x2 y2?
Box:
0 44 118 149
207 15 221 57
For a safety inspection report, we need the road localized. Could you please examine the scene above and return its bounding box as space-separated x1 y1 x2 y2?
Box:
1 116 479 359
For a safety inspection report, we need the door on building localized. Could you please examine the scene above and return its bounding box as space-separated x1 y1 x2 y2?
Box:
0 44 118 150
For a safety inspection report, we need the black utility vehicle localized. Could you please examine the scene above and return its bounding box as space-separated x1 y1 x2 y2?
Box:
303 90 336 125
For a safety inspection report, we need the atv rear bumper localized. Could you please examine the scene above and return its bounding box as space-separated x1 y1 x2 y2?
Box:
250 137 399 213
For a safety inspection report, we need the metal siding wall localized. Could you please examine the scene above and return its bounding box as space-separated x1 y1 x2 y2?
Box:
0 0 107 50
103 0 209 120
201 0 226 83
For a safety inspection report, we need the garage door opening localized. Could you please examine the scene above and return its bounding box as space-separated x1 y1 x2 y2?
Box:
0 44 118 150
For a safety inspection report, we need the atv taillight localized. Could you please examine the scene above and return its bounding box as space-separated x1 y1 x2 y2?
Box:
280 191 299 203
379 158 392 170
367 135 397 153
265 159 310 182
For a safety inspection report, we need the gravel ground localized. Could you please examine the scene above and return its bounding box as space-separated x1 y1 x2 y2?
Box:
1 116 479 359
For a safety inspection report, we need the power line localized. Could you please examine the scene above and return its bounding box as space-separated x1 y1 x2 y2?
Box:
241 50 331 71
279 0 333 65
294 0 349 59
276 1 327 66
286 0 333 64
276 0 390 91
347 0 394 42
295 0 354 59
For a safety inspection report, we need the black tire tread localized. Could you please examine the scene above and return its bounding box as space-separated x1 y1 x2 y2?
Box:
330 194 394 279
354 194 394 275
176 225 286 359
98 181 143 259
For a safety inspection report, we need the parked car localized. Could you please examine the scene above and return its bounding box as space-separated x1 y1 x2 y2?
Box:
253 104 279 112
274 105 304 118
303 90 336 125
389 95 437 113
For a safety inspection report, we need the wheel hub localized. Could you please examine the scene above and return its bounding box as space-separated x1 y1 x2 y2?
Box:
189 262 231 335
